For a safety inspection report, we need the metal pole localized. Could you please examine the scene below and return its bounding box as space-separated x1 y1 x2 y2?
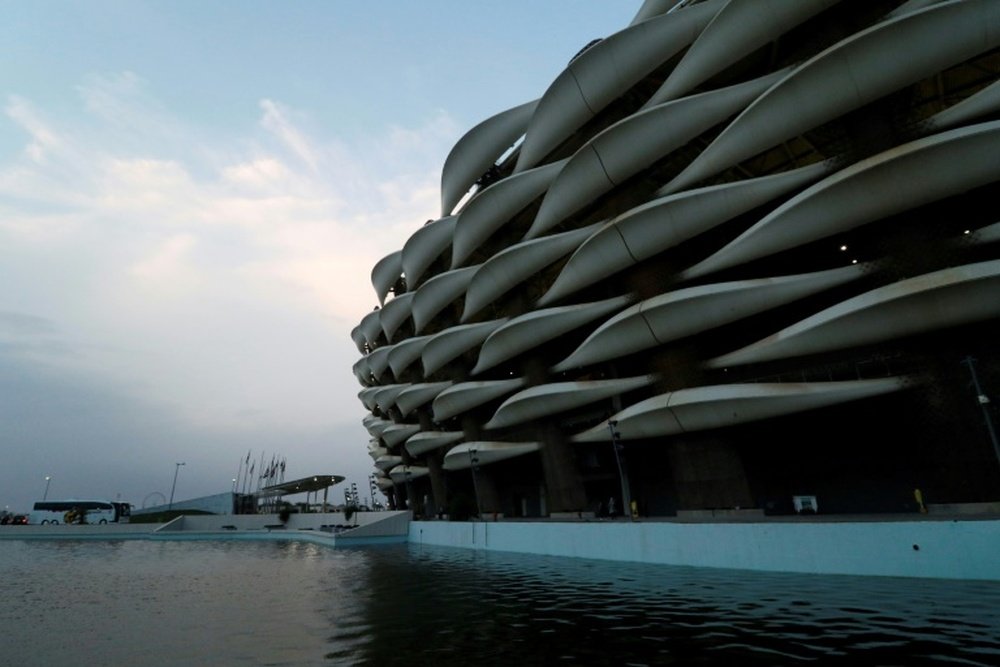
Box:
962 356 1000 471
468 448 482 519
608 420 633 521
168 462 185 510
43 476 52 501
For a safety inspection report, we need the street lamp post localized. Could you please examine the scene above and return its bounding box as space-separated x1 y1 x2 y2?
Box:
608 420 634 521
168 462 185 510
43 476 52 501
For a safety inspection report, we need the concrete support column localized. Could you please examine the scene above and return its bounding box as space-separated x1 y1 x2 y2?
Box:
538 425 587 513
426 453 447 517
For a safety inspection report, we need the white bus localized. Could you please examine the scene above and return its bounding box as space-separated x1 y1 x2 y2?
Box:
30 500 131 525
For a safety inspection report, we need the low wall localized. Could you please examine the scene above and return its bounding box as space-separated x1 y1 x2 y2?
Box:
409 518 1000 581
160 511 407 532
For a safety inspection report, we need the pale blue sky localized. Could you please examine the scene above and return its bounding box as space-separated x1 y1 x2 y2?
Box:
0 2 638 512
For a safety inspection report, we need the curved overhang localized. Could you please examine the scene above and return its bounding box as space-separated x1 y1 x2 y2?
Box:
441 99 539 216
352 356 372 387
401 215 457 289
926 78 1000 132
452 159 568 267
375 455 403 472
389 465 430 482
572 378 906 442
485 375 657 430
432 378 526 423
472 294 633 375
540 161 830 306
683 120 1000 280
442 441 541 471
358 387 379 411
387 335 431 379
514 0 725 173
709 260 1000 368
664 0 1000 194
372 384 410 413
371 250 403 306
359 310 384 350
411 265 479 334
553 264 865 372
422 318 508 377
350 325 367 354
366 345 394 382
364 417 395 438
462 223 602 322
374 475 395 491
647 0 840 105
395 381 453 418
629 0 674 26
381 423 422 449
379 292 414 343
405 430 464 458
972 221 1000 244
525 69 787 240
368 445 387 462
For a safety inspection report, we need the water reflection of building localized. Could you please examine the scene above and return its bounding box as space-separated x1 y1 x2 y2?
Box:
352 1 1000 520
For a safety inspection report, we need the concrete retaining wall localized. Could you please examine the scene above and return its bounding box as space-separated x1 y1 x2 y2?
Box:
409 518 1000 581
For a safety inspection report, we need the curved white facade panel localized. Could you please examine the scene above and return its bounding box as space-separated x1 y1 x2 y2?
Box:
358 310 383 350
358 387 379 411
432 378 526 423
472 295 633 375
387 335 430 378
363 416 394 438
371 250 403 307
389 465 430 482
927 78 1000 131
647 0 841 105
401 215 457 289
352 3 1000 519
440 99 539 216
541 162 829 306
422 318 507 377
710 260 1000 368
378 292 414 343
396 381 453 418
381 424 421 449
350 325 367 354
514 0 725 173
684 120 1000 279
443 441 540 471
365 345 393 382
375 455 403 472
451 159 567 268
665 0 1000 194
554 264 865 372
975 222 1000 244
572 378 905 442
411 265 479 334
525 70 787 240
405 430 464 458
462 223 602 321
372 384 409 413
485 375 657 430
352 356 372 387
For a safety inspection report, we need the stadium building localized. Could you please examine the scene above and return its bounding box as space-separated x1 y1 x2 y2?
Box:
351 0 1000 521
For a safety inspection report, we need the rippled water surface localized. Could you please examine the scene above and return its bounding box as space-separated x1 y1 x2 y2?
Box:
2 539 999 666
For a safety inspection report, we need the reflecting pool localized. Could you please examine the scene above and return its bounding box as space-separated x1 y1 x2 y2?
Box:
2 539 999 666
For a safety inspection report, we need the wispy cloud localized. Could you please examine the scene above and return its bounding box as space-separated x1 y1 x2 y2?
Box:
0 70 459 441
